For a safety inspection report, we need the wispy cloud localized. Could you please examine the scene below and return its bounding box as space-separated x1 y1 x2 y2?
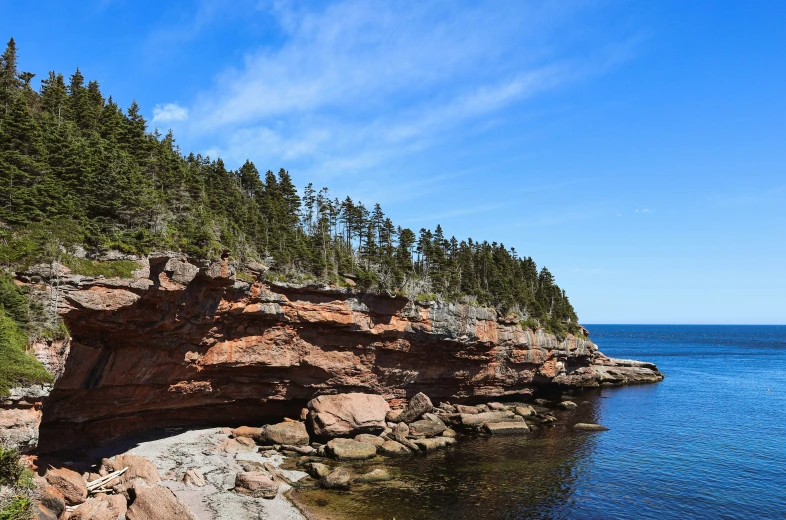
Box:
158 0 635 182
152 103 189 123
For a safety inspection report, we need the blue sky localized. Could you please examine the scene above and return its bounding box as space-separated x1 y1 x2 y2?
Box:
3 1 785 324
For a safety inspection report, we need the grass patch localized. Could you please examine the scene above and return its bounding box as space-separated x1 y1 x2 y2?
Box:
416 293 437 302
236 271 256 283
0 309 53 396
60 255 140 278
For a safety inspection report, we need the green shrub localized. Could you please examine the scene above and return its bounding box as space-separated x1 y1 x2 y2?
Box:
0 310 53 396
0 448 23 487
416 292 437 302
518 318 540 331
60 255 139 279
0 495 32 520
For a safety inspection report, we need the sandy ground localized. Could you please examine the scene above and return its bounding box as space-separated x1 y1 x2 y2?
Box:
115 427 309 520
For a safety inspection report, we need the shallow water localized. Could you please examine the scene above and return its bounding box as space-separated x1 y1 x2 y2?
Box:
292 325 786 519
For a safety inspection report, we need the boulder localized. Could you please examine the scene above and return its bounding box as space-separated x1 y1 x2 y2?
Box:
487 402 506 410
70 497 116 520
281 444 316 455
438 402 456 413
442 428 457 438
308 393 390 438
378 440 412 456
256 421 309 445
514 405 535 417
394 393 433 423
458 411 514 427
126 478 198 519
408 419 447 438
326 438 377 461
321 468 351 490
34 506 58 520
104 454 161 486
558 401 578 410
45 467 87 506
385 409 404 423
40 486 65 517
234 471 279 499
573 423 609 431
217 438 255 453
181 469 206 488
354 468 392 483
484 421 530 434
103 494 128 518
455 405 479 414
354 434 385 447
231 426 263 438
305 462 332 479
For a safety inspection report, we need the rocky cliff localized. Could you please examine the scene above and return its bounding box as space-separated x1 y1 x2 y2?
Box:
8 254 662 453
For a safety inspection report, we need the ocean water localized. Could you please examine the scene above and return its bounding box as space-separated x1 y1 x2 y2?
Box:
292 325 786 519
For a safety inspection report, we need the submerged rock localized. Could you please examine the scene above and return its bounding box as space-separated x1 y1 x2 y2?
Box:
378 440 412 456
321 468 352 490
484 421 530 434
305 462 332 479
354 468 392 483
573 423 609 431
558 401 578 410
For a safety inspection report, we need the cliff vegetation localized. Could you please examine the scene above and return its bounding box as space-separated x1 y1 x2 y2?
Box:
0 37 578 334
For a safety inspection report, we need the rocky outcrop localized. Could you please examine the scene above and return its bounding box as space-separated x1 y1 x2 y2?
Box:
11 253 661 453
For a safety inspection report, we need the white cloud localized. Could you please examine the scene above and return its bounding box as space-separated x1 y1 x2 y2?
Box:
152 103 189 123
160 0 637 187
635 209 651 213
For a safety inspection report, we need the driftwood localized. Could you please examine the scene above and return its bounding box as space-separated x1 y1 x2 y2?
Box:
86 467 128 493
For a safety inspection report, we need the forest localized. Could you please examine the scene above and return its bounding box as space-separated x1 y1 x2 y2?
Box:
0 38 580 335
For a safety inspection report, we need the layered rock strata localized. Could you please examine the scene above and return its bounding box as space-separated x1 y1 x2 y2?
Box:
12 254 661 452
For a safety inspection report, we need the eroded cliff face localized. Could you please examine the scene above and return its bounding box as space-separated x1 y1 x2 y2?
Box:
14 254 661 453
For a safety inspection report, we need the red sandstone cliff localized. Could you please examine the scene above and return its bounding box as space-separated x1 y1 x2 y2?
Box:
8 253 661 452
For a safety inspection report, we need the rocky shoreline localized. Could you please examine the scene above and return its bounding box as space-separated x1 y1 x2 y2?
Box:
1 253 662 455
29 389 619 520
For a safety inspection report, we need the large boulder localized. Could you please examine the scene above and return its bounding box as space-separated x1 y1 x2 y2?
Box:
126 478 198 520
307 393 389 438
326 438 378 461
234 471 279 499
45 467 87 506
394 393 433 423
255 421 309 445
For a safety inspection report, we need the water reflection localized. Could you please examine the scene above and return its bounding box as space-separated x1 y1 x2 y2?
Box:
291 393 604 520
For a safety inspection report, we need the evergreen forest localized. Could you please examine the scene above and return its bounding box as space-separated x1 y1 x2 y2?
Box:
0 38 580 335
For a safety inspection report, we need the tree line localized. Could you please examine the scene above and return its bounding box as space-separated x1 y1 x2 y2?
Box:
0 38 580 334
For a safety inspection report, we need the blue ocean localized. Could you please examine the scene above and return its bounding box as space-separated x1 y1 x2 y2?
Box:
293 325 786 519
